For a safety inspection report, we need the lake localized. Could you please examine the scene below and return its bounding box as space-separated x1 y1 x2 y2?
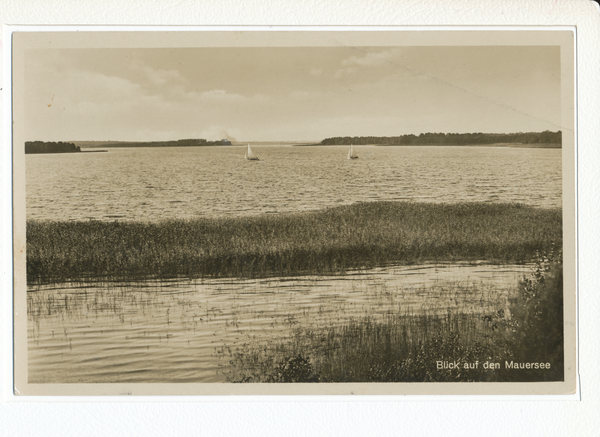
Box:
28 262 530 383
25 145 560 383
26 145 562 222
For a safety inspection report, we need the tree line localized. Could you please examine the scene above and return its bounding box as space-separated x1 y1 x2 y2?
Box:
101 138 232 148
25 141 81 154
320 131 562 146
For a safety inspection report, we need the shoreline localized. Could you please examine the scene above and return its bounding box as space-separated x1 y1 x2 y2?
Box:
66 143 561 149
225 259 564 383
26 201 562 285
294 142 561 148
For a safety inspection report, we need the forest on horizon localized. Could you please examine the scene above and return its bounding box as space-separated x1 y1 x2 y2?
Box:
320 130 562 146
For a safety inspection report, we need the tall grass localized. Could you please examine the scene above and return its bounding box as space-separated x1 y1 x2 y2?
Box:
223 248 564 383
223 312 511 383
27 201 561 284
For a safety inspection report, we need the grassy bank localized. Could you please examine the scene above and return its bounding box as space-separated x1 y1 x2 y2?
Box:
27 201 561 284
223 248 564 383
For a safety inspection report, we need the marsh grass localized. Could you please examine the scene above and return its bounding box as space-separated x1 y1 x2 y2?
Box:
222 310 514 383
223 250 564 383
27 201 561 284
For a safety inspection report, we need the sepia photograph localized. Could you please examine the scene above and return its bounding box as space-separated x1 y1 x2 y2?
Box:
11 29 576 396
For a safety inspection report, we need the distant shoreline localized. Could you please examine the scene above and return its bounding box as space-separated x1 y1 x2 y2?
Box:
72 141 312 148
294 142 561 148
32 130 562 150
25 149 108 154
27 142 561 151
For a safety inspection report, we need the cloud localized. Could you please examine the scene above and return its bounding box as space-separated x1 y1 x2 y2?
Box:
341 50 397 68
142 66 184 86
335 48 403 78
197 89 247 103
45 69 143 107
334 67 357 79
310 68 322 76
182 89 269 105
290 90 313 101
126 58 187 87
198 125 241 141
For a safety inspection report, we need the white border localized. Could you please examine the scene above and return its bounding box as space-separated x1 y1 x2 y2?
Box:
2 1 599 436
4 24 580 402
2 23 13 402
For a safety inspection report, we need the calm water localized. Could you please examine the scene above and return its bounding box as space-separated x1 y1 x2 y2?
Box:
26 145 560 382
28 263 530 383
26 145 562 221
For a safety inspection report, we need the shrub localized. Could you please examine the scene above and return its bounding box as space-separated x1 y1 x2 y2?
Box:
270 355 318 383
500 243 564 380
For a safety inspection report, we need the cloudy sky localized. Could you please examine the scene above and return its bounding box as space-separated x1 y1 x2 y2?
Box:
23 45 561 142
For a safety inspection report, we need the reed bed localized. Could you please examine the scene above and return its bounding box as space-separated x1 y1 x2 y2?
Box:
223 248 564 383
223 311 510 383
27 201 561 284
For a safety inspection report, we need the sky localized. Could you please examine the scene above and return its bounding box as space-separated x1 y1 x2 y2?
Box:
23 45 562 142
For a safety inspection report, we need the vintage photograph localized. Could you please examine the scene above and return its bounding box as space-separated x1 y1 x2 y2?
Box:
12 30 576 395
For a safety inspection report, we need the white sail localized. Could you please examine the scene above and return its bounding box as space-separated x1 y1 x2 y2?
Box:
348 144 358 159
245 143 259 160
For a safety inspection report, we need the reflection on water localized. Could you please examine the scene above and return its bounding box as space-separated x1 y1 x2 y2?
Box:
28 263 530 383
26 146 562 221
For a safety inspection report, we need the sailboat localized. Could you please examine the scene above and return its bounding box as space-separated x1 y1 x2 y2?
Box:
245 143 259 161
347 144 358 160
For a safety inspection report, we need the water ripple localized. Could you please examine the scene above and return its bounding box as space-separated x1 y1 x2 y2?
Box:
26 145 561 222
